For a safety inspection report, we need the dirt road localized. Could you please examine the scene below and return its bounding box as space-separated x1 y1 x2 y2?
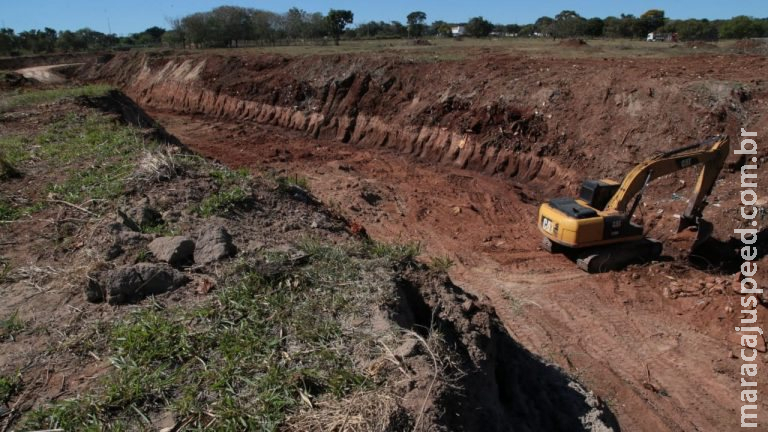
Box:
16 63 84 84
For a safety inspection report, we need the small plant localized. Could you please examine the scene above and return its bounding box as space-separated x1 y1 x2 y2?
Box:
0 310 25 340
0 198 19 221
430 255 455 272
366 240 422 262
277 174 310 191
196 186 251 217
135 249 152 263
0 373 22 404
131 149 181 184
0 153 21 179
209 166 250 187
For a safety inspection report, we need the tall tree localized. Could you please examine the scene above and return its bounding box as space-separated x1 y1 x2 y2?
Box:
406 11 427 38
639 9 665 35
551 10 586 38
326 9 353 45
465 16 493 37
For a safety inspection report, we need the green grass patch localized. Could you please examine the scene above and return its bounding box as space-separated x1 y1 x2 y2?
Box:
0 84 113 113
365 240 422 262
195 166 254 217
0 106 158 219
196 186 252 217
22 239 390 430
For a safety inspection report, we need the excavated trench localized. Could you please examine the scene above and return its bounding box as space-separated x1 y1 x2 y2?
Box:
77 51 768 432
81 63 621 432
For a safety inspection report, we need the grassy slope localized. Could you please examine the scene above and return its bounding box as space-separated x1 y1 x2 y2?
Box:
0 84 424 431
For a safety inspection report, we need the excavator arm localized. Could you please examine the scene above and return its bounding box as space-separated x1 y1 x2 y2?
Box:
603 135 729 229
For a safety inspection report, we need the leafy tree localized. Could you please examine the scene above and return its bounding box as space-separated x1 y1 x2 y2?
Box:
719 15 763 39
603 15 637 38
20 28 57 53
639 9 665 35
406 11 427 38
390 21 407 37
505 24 522 35
161 30 184 47
143 26 166 42
583 18 604 37
534 16 554 35
465 16 493 37
284 7 308 39
326 9 353 45
675 19 719 41
211 6 252 47
551 10 586 38
518 24 535 36
56 30 87 52
0 28 19 55
429 20 452 37
251 10 279 45
180 12 210 47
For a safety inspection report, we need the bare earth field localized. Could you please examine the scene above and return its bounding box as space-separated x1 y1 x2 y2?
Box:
2 39 768 431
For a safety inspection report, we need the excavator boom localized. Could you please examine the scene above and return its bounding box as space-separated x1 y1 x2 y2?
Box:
604 136 729 219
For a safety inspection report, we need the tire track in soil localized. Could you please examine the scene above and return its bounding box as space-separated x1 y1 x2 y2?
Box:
148 109 762 432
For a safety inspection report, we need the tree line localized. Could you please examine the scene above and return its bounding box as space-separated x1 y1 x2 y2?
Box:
1 6 767 55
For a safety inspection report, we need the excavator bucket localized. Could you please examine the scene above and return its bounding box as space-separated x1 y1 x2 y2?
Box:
670 218 714 257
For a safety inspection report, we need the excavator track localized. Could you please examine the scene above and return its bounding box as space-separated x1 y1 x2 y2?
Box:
575 239 663 273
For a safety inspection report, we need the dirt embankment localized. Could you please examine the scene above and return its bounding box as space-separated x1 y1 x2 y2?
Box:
81 51 767 240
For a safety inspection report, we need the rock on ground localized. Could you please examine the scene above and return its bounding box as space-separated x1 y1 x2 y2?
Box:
86 263 190 305
195 225 237 264
148 236 195 267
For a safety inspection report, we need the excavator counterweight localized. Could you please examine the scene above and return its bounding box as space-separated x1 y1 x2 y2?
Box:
538 136 729 272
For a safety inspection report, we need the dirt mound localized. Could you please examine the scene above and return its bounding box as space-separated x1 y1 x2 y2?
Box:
407 39 432 46
559 38 588 47
733 38 768 54
0 71 33 90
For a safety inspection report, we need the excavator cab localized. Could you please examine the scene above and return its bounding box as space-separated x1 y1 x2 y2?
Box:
578 180 620 211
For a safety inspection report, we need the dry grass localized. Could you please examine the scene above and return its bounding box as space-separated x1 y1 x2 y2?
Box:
283 390 403 432
176 37 739 61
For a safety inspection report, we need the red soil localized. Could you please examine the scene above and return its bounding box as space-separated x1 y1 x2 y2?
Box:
82 50 768 431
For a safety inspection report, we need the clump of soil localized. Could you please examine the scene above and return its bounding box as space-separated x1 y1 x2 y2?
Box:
559 38 588 47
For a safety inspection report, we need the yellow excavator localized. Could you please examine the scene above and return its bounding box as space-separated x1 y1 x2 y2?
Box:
538 135 729 272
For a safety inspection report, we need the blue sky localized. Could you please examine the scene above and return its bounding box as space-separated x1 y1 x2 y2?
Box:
1 1 766 35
